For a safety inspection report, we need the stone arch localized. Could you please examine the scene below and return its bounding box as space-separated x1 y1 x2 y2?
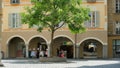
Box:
78 37 104 46
79 38 103 59
52 36 74 58
27 35 48 45
6 35 26 45
27 35 48 58
53 35 74 44
7 36 26 58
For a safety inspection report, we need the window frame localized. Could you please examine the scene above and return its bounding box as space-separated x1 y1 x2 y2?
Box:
116 0 120 13
9 13 21 28
10 0 20 4
84 11 97 28
115 21 120 34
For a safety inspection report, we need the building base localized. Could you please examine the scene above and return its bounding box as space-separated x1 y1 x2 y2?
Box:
0 62 4 67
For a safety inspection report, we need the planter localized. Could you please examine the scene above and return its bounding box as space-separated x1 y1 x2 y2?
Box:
40 56 67 62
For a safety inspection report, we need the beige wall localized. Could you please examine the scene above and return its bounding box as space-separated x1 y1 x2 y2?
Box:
2 0 107 58
2 30 107 58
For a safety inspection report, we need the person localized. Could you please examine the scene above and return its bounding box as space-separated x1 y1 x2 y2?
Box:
44 49 48 57
31 48 36 58
22 47 26 57
36 50 39 58
29 49 31 58
57 48 59 56
39 50 44 57
59 50 64 58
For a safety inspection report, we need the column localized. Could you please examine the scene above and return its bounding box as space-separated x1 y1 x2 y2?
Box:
0 43 1 61
103 45 108 58
25 43 29 58
0 40 3 66
47 43 50 57
73 43 76 59
76 44 79 59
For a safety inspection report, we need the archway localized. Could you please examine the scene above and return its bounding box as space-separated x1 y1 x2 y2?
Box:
28 37 47 58
53 37 73 58
79 39 103 58
8 37 25 58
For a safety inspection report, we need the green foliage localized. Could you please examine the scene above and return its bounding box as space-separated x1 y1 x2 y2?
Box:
21 0 90 34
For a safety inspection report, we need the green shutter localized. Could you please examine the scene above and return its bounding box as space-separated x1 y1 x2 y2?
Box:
96 11 100 28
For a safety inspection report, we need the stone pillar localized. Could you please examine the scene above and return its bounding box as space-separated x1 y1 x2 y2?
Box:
47 43 50 57
73 43 76 59
25 44 29 58
0 26 1 59
103 45 108 58
76 45 79 59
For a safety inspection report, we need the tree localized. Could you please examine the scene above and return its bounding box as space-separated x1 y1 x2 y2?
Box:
21 0 90 57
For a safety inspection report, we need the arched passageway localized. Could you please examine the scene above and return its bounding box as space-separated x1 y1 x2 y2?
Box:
28 37 47 58
79 39 103 58
53 37 73 58
8 37 25 58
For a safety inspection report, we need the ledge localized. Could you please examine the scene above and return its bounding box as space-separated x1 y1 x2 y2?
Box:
40 57 67 62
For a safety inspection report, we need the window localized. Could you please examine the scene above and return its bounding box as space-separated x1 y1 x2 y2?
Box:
115 21 120 34
8 13 21 28
11 0 20 4
84 11 100 28
113 40 120 57
116 0 120 13
84 11 97 28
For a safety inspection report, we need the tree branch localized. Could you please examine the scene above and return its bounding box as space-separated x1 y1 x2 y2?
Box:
54 22 65 31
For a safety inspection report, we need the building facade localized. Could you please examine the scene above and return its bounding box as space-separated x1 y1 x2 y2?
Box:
108 0 120 58
1 0 107 59
0 0 3 58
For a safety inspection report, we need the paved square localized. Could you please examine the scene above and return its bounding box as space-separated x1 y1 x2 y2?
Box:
1 59 120 68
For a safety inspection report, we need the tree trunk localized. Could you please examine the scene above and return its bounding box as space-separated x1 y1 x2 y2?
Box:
50 30 55 57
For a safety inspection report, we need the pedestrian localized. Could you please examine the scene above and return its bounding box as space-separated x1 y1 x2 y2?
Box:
39 50 44 57
29 49 31 58
59 49 64 58
44 49 48 57
60 50 64 58
31 48 36 58
57 48 59 56
36 50 39 58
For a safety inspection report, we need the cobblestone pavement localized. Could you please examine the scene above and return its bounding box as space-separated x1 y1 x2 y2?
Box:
1 59 120 68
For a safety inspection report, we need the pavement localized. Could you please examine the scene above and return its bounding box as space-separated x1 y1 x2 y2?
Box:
1 58 120 68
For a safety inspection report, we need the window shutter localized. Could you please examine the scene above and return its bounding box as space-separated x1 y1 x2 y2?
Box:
18 0 20 3
84 21 91 28
10 0 12 4
8 13 12 28
17 13 21 28
96 11 100 28
113 0 116 13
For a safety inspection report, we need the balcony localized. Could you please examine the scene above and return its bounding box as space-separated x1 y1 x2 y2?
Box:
87 0 96 3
